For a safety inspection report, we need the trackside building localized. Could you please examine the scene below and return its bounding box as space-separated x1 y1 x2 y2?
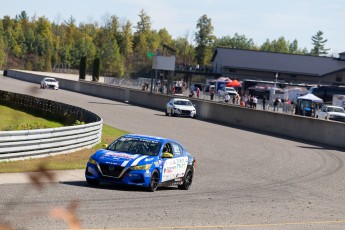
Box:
211 48 345 85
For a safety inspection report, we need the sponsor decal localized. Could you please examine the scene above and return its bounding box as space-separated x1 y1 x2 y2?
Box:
154 161 159 167
161 157 188 182
105 161 120 165
104 152 138 160
120 137 160 144
169 182 183 186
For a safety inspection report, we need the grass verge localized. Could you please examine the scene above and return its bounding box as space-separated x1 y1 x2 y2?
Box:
0 103 129 173
0 104 64 130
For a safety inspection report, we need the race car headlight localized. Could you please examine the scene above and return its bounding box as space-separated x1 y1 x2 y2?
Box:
130 164 152 170
88 158 97 165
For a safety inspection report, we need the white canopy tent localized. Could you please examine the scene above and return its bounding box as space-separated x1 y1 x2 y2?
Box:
297 93 323 103
296 93 323 116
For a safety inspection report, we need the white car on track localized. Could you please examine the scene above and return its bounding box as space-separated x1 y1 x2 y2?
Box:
166 98 196 118
40 77 59 90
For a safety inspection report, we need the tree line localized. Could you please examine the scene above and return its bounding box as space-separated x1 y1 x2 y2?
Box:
0 10 330 78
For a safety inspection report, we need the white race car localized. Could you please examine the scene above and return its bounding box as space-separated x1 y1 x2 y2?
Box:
40 77 59 90
166 98 196 118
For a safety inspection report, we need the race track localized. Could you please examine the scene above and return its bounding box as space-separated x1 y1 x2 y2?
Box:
1 76 345 230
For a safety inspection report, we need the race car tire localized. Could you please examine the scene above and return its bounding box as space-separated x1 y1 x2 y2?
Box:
86 178 100 186
178 166 193 190
148 170 159 192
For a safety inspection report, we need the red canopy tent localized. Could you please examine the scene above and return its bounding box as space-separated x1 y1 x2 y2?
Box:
226 79 241 87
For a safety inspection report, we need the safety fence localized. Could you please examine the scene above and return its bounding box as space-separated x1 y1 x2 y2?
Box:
0 90 103 161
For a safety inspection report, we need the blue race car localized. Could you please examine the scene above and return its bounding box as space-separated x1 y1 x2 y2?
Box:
85 134 196 192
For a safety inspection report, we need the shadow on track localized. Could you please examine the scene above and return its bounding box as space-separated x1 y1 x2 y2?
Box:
60 181 178 192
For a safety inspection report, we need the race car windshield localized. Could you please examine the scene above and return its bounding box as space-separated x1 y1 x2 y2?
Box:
107 138 162 156
174 100 192 106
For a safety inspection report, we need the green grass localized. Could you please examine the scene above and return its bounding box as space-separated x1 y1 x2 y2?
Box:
0 105 129 173
0 105 64 130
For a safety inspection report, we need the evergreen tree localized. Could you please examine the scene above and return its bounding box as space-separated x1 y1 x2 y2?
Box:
92 57 100 81
79 56 86 80
0 20 7 69
310 31 330 56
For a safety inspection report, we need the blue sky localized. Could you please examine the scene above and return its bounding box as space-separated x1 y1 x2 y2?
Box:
1 0 344 55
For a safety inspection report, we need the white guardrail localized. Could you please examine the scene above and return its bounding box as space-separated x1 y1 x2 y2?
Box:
0 121 102 161
0 90 103 161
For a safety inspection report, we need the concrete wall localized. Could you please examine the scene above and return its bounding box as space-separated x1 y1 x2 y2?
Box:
6 70 345 149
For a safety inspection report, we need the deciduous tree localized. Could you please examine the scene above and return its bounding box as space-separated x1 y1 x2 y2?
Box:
194 14 215 66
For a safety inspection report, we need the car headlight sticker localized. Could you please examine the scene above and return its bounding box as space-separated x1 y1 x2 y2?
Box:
88 158 97 165
131 164 152 170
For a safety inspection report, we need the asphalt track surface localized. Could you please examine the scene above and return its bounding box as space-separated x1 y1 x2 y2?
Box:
1 76 345 230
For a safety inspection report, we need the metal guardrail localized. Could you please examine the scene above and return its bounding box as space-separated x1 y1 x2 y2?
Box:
0 90 103 161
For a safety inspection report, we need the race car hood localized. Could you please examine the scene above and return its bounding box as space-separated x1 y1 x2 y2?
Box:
94 149 156 167
173 105 195 110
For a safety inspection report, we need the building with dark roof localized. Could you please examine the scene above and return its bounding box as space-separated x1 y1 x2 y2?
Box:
211 47 345 85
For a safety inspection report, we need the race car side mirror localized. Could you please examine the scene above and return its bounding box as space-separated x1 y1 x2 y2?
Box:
162 152 173 158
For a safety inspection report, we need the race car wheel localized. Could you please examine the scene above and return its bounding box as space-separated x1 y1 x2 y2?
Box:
148 170 159 192
178 166 193 190
86 178 100 186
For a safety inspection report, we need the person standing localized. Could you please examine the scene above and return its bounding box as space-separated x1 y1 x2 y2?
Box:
273 98 279 111
252 96 258 109
262 96 266 111
196 87 200 98
224 93 230 103
210 89 215 100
